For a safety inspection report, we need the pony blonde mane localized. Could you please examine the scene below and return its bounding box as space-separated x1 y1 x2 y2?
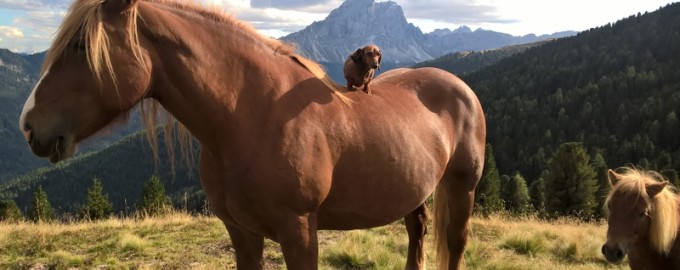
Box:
606 167 679 255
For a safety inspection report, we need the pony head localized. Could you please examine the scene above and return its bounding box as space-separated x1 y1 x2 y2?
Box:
19 0 151 163
601 167 678 263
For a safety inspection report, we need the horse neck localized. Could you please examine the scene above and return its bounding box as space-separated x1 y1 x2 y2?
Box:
138 2 296 149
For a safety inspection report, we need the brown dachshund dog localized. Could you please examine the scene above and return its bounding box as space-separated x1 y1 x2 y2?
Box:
344 45 381 94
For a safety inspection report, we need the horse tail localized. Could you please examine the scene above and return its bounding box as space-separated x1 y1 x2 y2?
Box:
433 180 450 269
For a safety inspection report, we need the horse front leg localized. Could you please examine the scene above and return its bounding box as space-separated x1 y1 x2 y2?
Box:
225 223 265 269
404 203 429 270
277 212 319 269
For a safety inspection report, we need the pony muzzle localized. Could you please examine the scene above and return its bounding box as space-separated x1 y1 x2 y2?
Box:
601 243 626 263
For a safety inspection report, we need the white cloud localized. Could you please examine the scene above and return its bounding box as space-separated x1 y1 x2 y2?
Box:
0 26 24 39
13 10 63 35
0 0 69 11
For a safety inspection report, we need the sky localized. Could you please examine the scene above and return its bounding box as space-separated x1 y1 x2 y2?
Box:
0 0 677 53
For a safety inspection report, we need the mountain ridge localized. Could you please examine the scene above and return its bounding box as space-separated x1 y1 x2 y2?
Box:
282 0 576 64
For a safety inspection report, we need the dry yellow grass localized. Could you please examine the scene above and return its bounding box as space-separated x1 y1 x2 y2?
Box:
0 213 629 269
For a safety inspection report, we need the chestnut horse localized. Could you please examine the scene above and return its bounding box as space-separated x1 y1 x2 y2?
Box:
602 168 680 269
18 0 486 269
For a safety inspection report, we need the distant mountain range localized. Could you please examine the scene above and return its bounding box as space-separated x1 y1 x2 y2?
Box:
282 0 576 65
415 39 556 76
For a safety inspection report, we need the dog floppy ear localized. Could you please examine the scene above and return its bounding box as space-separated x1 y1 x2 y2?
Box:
351 48 363 62
378 51 382 71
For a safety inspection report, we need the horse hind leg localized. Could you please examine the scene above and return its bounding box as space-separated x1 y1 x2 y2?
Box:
434 151 484 269
276 212 320 269
404 203 429 270
225 223 265 269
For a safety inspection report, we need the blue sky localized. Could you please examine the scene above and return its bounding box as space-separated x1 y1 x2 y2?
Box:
0 0 677 53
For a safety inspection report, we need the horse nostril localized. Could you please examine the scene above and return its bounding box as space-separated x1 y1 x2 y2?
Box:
22 123 33 144
615 249 623 259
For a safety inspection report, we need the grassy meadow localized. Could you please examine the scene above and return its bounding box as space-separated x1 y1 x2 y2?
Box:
0 213 628 269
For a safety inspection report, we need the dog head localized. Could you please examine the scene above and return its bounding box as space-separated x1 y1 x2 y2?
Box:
351 45 381 70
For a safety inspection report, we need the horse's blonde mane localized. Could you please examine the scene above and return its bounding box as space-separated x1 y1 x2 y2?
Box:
43 0 143 87
605 167 679 254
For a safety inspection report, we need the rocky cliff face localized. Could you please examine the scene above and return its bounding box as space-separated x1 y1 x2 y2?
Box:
282 0 575 65
282 0 431 64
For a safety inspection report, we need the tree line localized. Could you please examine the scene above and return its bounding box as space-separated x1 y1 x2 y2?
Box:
475 141 616 220
0 175 197 223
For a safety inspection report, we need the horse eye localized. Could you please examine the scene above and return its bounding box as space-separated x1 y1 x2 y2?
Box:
639 211 647 217
71 40 87 52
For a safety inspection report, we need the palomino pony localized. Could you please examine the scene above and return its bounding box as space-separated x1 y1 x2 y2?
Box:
18 0 486 269
602 168 680 269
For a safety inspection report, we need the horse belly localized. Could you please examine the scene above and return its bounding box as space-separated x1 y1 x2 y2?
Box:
316 160 444 230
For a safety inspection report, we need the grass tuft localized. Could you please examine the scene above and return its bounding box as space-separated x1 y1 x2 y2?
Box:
119 232 148 252
501 234 547 256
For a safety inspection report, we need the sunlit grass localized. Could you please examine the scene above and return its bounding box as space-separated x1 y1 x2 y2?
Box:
0 212 628 269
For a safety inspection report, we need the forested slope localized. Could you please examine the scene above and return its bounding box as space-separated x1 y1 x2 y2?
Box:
460 3 680 182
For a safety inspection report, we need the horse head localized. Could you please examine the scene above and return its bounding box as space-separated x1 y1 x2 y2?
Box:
19 0 153 163
602 168 676 264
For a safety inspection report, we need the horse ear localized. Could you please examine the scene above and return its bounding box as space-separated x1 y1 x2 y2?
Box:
608 169 622 186
351 49 363 62
647 181 668 198
102 0 138 14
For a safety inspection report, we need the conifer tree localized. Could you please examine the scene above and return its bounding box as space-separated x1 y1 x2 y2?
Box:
138 175 172 216
591 154 609 219
474 144 504 215
0 199 23 222
29 186 54 222
81 177 114 220
503 172 532 215
529 171 547 215
545 142 598 219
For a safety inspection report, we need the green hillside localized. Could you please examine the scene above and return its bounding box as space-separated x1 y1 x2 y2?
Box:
461 3 680 182
0 49 49 182
414 40 553 75
0 130 202 215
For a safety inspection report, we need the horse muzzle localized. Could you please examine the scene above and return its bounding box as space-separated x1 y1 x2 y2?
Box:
21 121 76 164
601 243 626 263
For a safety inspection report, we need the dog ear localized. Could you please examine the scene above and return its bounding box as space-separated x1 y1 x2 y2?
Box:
351 49 363 62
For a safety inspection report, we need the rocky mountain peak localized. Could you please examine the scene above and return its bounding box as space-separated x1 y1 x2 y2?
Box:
282 1 575 65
